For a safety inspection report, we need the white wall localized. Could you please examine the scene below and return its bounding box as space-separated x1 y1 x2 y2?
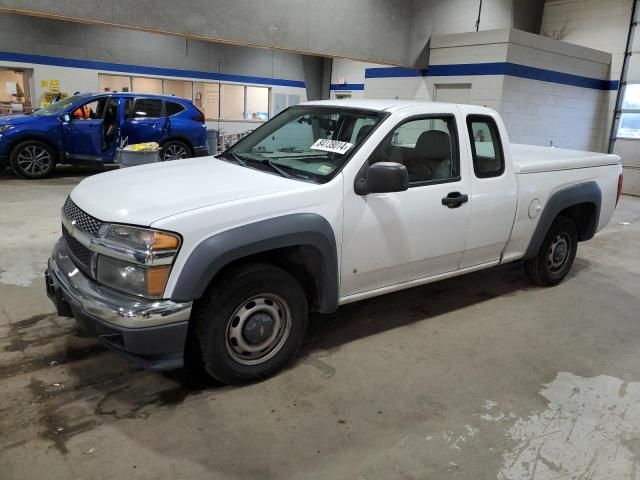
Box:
329 28 615 156
502 29 613 150
541 0 639 193
541 0 631 80
330 59 387 99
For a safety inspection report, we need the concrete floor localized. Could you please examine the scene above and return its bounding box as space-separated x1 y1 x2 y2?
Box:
1 167 640 480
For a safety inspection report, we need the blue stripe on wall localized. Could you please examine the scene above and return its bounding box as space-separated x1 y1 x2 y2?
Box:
365 62 619 91
0 51 307 88
365 67 427 78
330 83 365 91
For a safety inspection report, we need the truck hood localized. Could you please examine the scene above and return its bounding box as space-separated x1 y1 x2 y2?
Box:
70 157 312 226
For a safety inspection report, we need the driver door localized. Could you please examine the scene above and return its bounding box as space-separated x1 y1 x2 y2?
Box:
62 98 107 160
340 114 472 297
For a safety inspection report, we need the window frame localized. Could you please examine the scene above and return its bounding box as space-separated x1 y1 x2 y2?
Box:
365 113 462 189
466 114 505 179
165 100 186 117
615 82 640 140
228 105 390 184
125 97 166 120
71 96 110 121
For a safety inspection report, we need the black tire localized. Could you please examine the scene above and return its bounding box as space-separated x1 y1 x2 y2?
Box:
525 215 578 286
9 140 56 179
192 263 308 385
160 140 191 161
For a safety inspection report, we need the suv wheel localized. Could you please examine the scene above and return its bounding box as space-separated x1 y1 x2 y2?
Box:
9 140 56 179
161 141 191 161
525 215 578 286
192 264 308 385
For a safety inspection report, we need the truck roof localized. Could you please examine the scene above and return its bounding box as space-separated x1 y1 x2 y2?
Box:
300 98 495 114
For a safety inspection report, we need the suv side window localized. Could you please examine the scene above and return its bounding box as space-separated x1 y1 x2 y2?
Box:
467 115 504 178
126 98 163 119
71 98 107 121
370 116 459 185
165 101 185 116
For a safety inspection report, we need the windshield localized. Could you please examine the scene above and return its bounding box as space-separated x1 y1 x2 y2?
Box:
31 95 87 116
226 106 386 182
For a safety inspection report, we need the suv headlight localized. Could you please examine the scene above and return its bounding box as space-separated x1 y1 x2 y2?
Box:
95 225 181 299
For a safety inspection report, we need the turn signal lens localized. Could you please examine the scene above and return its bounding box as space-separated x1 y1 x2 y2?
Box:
152 231 179 250
146 266 171 297
104 225 180 251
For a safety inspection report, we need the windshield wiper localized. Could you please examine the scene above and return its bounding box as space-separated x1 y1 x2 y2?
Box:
219 151 248 167
255 158 295 179
220 152 295 179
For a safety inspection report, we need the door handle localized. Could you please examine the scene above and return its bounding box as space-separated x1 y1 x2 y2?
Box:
441 192 469 208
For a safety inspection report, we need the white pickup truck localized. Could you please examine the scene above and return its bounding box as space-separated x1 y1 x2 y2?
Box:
45 100 623 384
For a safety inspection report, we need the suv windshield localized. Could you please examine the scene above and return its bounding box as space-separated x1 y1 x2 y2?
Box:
31 95 87 116
225 106 386 182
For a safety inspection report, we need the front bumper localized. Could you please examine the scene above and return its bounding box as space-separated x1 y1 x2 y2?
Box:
45 239 192 370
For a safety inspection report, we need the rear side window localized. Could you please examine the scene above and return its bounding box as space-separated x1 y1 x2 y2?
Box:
166 101 185 116
467 115 504 178
127 98 163 119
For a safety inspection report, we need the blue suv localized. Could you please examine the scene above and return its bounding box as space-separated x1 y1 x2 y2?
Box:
0 92 208 179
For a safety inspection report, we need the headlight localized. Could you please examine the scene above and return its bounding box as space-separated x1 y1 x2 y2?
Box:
0 125 13 134
95 225 180 299
103 224 180 252
97 256 171 298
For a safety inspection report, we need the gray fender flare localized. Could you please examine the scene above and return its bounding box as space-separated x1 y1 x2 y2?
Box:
171 213 339 312
523 181 602 260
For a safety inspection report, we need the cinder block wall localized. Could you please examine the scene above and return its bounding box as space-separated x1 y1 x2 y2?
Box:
541 0 637 193
330 28 615 154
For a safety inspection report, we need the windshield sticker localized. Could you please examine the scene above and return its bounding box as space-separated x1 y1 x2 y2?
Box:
317 165 333 174
310 139 354 155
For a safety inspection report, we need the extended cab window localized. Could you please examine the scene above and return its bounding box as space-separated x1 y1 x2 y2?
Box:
467 115 504 178
127 98 163 119
370 116 459 185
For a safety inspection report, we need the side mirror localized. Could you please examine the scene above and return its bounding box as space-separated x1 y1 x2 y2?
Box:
355 162 409 195
61 113 71 123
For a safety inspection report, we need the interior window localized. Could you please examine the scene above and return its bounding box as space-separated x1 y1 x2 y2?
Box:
72 98 107 121
166 101 185 116
467 115 504 178
370 116 459 184
127 98 163 119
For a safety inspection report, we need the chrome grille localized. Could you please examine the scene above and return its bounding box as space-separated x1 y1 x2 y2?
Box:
62 225 93 277
63 197 103 236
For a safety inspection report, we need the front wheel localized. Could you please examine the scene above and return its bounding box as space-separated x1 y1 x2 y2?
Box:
161 140 191 161
9 140 56 179
525 216 578 286
192 264 308 384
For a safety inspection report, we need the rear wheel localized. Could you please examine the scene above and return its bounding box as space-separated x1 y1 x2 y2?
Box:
161 140 191 161
9 140 56 179
525 215 578 286
192 264 308 384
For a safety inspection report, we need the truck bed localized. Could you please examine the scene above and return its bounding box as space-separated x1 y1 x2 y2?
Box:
511 144 621 174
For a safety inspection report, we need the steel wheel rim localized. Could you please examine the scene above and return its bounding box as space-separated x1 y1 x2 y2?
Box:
17 145 51 175
164 144 188 161
225 293 292 366
547 233 571 273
